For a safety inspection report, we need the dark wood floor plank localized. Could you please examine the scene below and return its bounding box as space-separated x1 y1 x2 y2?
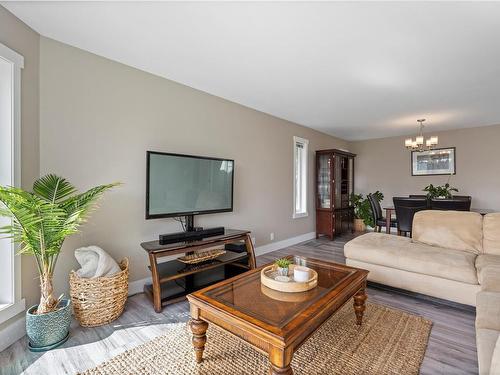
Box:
0 233 477 374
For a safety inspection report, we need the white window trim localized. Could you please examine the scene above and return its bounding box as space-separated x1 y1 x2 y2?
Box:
293 136 309 219
0 42 25 325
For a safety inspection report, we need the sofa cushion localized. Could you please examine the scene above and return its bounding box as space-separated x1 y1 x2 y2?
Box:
476 255 500 292
412 210 483 254
484 213 500 255
344 232 478 284
476 328 500 375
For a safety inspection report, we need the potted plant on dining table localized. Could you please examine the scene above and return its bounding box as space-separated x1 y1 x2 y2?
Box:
0 174 118 351
423 182 458 199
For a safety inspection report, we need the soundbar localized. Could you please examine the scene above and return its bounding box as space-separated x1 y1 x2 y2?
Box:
159 226 225 245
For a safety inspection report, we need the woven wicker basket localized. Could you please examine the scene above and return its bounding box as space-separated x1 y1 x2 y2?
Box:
70 258 129 327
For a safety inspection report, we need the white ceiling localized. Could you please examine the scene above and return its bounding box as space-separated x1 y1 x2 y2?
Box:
4 1 500 140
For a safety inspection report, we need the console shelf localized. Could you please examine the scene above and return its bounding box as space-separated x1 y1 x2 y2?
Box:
144 257 249 308
141 229 256 312
150 251 250 283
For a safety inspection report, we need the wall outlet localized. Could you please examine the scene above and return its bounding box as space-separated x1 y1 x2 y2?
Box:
270 232 275 241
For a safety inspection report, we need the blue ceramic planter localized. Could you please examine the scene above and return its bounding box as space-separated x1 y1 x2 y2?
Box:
26 299 71 351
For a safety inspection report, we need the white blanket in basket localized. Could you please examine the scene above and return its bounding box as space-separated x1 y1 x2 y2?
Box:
75 246 120 278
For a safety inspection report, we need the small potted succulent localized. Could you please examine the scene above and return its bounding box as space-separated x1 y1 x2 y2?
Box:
275 258 292 276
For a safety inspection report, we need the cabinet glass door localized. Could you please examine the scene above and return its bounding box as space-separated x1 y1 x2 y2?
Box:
348 157 354 204
334 156 342 209
317 154 331 209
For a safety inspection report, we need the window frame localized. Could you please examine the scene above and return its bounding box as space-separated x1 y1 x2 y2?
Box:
0 42 25 324
293 136 309 219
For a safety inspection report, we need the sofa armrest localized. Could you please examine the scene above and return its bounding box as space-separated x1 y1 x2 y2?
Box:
490 336 500 375
477 291 500 331
479 265 500 293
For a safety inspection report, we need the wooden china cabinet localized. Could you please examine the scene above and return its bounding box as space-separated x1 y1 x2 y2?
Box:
315 149 356 240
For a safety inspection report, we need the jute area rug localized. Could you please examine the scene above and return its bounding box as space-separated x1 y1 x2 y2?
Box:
80 302 432 375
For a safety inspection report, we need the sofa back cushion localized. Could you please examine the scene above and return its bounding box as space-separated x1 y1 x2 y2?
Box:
483 213 500 255
412 210 483 254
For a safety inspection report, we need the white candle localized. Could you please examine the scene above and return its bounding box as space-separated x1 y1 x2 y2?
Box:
293 266 310 282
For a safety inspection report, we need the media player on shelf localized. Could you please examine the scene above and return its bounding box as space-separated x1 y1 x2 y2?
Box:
159 226 225 245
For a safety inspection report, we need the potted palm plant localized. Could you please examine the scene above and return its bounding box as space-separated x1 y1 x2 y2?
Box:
0 174 117 351
350 193 369 231
350 191 384 231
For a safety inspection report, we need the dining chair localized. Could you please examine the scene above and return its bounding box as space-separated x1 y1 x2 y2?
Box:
393 197 429 237
368 193 397 233
431 197 472 211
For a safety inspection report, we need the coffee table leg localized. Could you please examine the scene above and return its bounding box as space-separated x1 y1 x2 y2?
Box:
269 364 293 375
269 347 293 375
353 287 367 325
190 318 208 363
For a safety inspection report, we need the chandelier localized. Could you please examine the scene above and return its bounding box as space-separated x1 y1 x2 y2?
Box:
404 119 438 152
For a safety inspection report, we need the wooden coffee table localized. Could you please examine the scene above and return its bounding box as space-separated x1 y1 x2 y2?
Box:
187 255 368 375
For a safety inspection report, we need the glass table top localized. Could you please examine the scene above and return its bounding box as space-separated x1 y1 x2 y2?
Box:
203 256 355 327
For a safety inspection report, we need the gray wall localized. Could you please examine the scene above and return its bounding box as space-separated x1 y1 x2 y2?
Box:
39 37 349 301
351 123 500 211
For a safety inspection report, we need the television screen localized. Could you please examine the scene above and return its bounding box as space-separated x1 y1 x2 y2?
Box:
146 151 234 219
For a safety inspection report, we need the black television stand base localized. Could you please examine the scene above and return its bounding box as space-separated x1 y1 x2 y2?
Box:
159 226 225 245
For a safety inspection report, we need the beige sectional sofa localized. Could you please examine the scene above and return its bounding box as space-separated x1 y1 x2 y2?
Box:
344 210 500 374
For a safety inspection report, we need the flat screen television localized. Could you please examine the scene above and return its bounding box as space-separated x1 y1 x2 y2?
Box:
146 151 234 220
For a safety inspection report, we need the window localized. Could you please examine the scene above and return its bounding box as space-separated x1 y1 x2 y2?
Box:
293 136 309 218
0 42 24 322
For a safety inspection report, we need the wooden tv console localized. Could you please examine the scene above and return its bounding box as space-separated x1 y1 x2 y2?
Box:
141 229 256 313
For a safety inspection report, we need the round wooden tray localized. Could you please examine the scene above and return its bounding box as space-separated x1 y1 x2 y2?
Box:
260 285 313 302
260 264 317 293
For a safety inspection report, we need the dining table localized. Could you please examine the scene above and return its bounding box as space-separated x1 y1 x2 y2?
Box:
383 207 496 234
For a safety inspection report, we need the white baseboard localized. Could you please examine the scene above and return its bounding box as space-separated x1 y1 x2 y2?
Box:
254 231 316 256
0 315 25 352
127 231 317 297
129 276 152 296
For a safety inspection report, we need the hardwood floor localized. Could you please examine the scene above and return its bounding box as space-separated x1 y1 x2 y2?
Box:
0 233 478 375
